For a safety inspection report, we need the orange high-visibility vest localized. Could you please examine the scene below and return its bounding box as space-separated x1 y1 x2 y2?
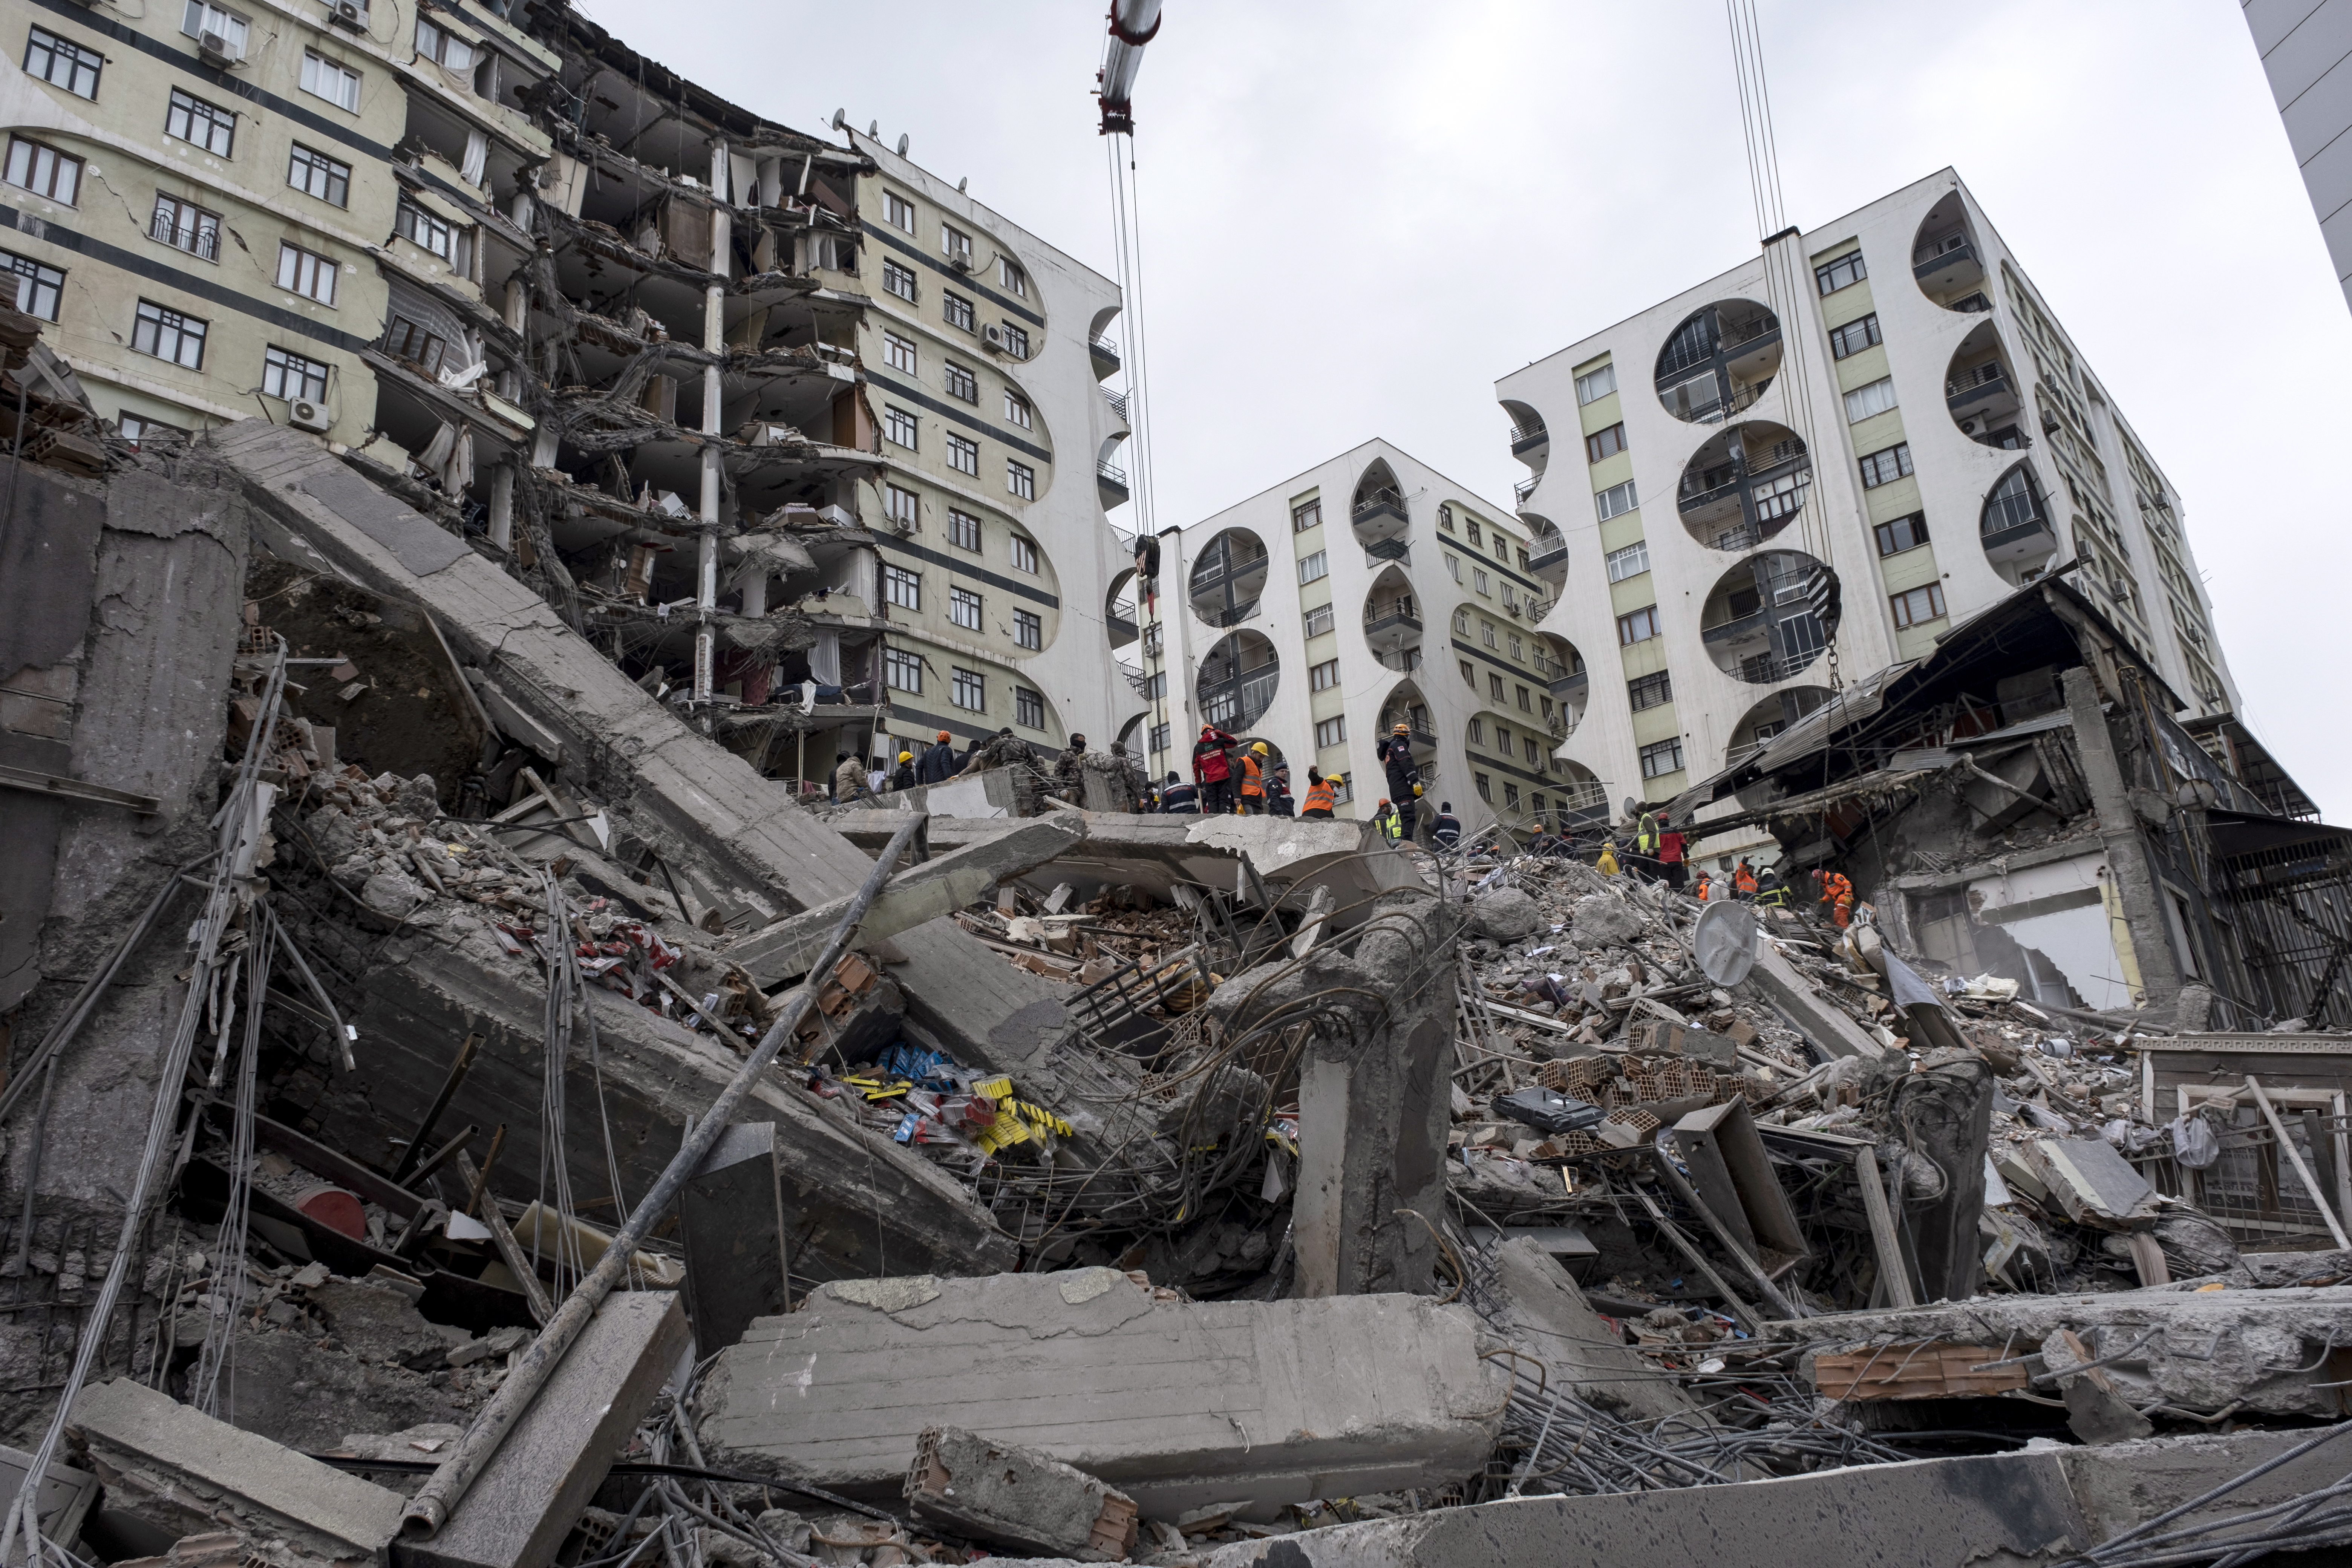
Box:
1303 778 1336 813
1733 866 1758 894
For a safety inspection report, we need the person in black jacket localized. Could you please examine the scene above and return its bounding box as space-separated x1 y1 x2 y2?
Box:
917 729 958 784
1159 771 1199 813
890 750 917 791
1376 723 1419 805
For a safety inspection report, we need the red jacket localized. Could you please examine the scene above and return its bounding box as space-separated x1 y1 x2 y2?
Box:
1192 728 1238 783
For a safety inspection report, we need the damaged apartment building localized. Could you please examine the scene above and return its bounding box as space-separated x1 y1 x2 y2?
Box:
0 0 1145 785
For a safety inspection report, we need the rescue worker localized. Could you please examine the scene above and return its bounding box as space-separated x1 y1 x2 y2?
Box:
1631 808 1662 881
1755 864 1792 908
957 727 1042 814
1192 724 1240 815
1431 800 1462 851
1237 741 1269 814
1596 839 1622 876
1693 868 1715 902
1377 723 1418 805
1818 867 1855 929
1052 734 1089 803
1657 822 1688 891
1107 741 1149 812
831 750 869 804
1160 770 1199 813
1732 858 1758 900
1268 760 1295 817
890 750 917 791
1300 768 1338 819
918 729 959 785
1373 797 1403 845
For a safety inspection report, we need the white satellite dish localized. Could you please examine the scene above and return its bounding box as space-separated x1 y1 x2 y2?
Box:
1691 899 1758 986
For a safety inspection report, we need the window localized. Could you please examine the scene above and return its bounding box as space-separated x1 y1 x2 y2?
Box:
1298 550 1328 585
945 432 979 475
1149 721 1170 755
1873 512 1929 556
1450 608 1470 635
1006 460 1035 500
1585 422 1628 463
1495 724 1511 753
951 667 986 711
1508 634 1524 661
1639 737 1686 778
883 331 916 374
1575 363 1616 404
1008 534 1037 573
946 509 981 551
1858 442 1914 488
1829 312 1881 360
1315 716 1346 749
1504 782 1521 809
0 251 61 321
1476 773 1493 803
1306 658 1341 692
1890 582 1948 628
1595 478 1638 521
1003 391 1032 430
943 291 974 331
1517 685 1533 712
885 484 920 528
1628 670 1673 712
1446 555 1462 582
24 28 101 98
117 414 188 450
1459 659 1476 688
394 197 467 267
275 242 337 306
1517 547 1531 571
1489 673 1506 701
1605 541 1649 582
1815 250 1866 295
884 260 918 302
262 345 329 403
1468 717 1484 745
5 138 79 204
300 51 361 113
381 315 446 375
884 193 914 232
943 361 977 402
999 323 1030 359
1000 258 1027 297
1617 605 1661 645
1292 499 1321 533
413 17 473 69
1140 670 1165 700
882 563 920 610
150 194 220 260
884 404 918 449
1014 609 1041 650
181 1 247 57
1481 619 1499 648
288 144 350 207
1015 687 1044 729
949 585 982 631
1843 375 1898 423
132 300 205 368
884 646 922 693
1438 504 1455 532
1473 569 1490 596
942 223 971 262
1287 601 1328 640
1463 518 1482 548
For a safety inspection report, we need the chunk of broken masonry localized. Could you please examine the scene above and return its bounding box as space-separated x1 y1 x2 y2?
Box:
904 1426 1138 1562
696 1269 1501 1520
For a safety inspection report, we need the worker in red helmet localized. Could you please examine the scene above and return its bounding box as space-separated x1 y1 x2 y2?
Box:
1191 723 1239 816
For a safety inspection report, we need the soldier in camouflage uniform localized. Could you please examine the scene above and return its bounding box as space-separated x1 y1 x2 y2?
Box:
1107 741 1150 812
1051 733 1089 805
959 726 1044 815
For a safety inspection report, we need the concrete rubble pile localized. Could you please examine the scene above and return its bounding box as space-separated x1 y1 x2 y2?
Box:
11 408 2352 1568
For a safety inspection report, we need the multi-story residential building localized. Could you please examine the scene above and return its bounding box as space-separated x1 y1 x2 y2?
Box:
1142 440 1588 832
2242 0 2352 314
1497 169 2239 866
0 0 1139 786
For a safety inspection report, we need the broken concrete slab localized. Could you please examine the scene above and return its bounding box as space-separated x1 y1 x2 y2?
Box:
696 1270 1500 1521
904 1427 1137 1561
2020 1138 2162 1229
401 1292 689 1568
1480 1237 1709 1429
1741 938 1885 1061
68 1379 406 1566
679 1122 789 1352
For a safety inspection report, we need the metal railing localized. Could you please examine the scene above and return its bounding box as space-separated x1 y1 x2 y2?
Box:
1946 362 2008 400
1364 537 1411 567
1088 334 1121 361
151 214 220 260
1913 237 1975 275
1509 423 1548 451
1097 458 1130 488
1102 386 1129 421
1514 475 1540 504
1374 648 1423 673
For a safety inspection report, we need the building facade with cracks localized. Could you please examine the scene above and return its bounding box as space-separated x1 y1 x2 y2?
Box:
1499 169 2241 869
0 0 1141 784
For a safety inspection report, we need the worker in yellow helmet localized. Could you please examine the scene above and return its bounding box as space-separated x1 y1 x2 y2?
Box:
890 750 916 791
1596 839 1622 876
1237 740 1268 815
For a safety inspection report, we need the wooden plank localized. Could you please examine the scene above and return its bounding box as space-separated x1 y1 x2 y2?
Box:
1814 1342 2027 1401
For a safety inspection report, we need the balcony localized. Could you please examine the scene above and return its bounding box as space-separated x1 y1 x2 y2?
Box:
1702 608 1769 648
1363 536 1411 565
1107 613 1139 648
1097 458 1130 508
1737 651 1815 684
1202 668 1278 728
1981 514 2058 564
1510 423 1549 457
1374 647 1423 673
1914 237 1983 293
1353 493 1409 534
1528 537 1568 576
151 214 220 261
1546 711 1568 738
1362 606 1423 652
1679 465 1744 513
1946 362 2011 412
1548 669 1589 700
1514 475 1541 505
1089 335 1121 375
1102 386 1130 423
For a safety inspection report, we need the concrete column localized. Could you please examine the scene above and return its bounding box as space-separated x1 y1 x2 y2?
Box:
488 462 514 551
2062 665 2182 1009
693 138 731 703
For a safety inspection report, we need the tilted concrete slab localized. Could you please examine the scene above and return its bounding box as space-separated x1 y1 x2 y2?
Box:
69 1379 406 1567
1482 1237 1710 1429
1742 938 1886 1061
695 1269 1500 1521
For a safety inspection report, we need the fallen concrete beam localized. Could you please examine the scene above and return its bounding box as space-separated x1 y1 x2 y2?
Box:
1190 1427 2352 1568
905 1427 1137 1562
1481 1237 1709 1430
67 1379 406 1566
729 814 1085 985
1742 939 1885 1060
402 1292 689 1568
696 1270 1500 1521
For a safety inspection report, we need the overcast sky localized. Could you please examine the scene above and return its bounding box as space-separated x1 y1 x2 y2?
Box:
579 0 2350 816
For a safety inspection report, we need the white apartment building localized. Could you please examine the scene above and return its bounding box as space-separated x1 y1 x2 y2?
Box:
1497 169 2238 864
1141 440 1587 833
2243 0 2352 313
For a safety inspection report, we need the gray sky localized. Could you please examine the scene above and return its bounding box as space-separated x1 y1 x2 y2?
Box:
580 0 2351 816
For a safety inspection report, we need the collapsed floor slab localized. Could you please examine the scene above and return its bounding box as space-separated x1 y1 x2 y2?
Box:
694 1269 1500 1521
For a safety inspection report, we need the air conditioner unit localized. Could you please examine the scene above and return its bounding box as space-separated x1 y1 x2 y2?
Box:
1960 417 1981 435
327 0 364 28
197 28 236 64
948 253 972 273
817 503 855 528
982 324 1006 353
287 398 333 433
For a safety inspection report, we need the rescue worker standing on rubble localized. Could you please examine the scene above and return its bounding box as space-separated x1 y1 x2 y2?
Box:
1301 768 1337 819
890 751 917 791
1733 858 1758 900
1817 867 1856 928
1052 733 1089 805
1108 741 1148 812
1160 770 1198 813
1754 863 1791 908
832 750 869 804
1630 807 1662 882
1432 801 1461 852
1237 741 1269 814
1657 820 1688 891
1693 868 1715 902
1378 723 1418 807
1192 723 1240 815
1268 759 1295 817
1373 797 1403 844
919 729 958 785
959 727 1042 814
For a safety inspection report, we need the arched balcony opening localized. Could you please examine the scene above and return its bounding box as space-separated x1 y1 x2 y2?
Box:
1523 511 1568 596
1350 458 1410 567
1187 528 1269 628
1533 632 1587 738
1502 397 1549 479
1913 192 1992 313
1700 550 1833 684
1725 686 1832 769
1197 630 1279 731
1361 564 1423 673
1946 319 2029 450
1677 421 1811 551
1654 299 1782 424
1104 567 1139 650
1981 461 2059 587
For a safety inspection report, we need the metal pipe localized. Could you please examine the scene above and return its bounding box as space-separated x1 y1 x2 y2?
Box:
394 1034 483 1183
400 814 927 1540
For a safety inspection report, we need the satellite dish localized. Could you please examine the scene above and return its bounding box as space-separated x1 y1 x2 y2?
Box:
896 133 910 156
1691 899 1758 987
958 176 969 193
867 120 879 137
1622 795 1638 820
830 109 846 131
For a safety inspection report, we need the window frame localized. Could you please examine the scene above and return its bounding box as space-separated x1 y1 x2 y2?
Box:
884 484 920 528
1315 715 1346 749
946 509 981 552
941 222 972 262
287 143 351 208
1639 737 1686 778
948 584 983 631
1574 363 1616 405
1890 581 1948 629
884 404 919 449
1829 312 1882 360
1013 608 1041 649
261 344 331 403
1595 478 1638 521
1843 375 1898 424
882 259 919 303
1604 540 1650 583
4 137 80 204
1814 250 1866 295
1000 257 1027 297
150 192 220 261
1292 499 1321 533
942 361 977 403
882 562 921 611
882 330 917 374
945 431 980 476
1858 442 1914 488
1297 550 1328 585
1873 512 1930 557
1585 422 1628 463
275 240 338 306
299 49 361 113
1008 533 1037 573
24 27 102 99
1003 390 1032 430
884 645 923 692
393 196 466 267
951 666 986 712
1006 459 1035 501
884 192 915 233
180 1 248 57
1000 322 1031 359
1627 670 1673 712
1015 686 1044 729
1309 658 1340 692
943 291 975 332
1616 605 1661 646
0 249 61 320
131 298 207 369
380 314 446 375
413 15 473 69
